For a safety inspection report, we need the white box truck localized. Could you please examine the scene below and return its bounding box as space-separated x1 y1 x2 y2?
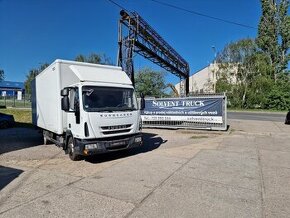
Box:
32 59 143 161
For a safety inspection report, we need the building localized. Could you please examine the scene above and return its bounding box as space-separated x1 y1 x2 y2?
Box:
175 63 237 95
0 81 25 100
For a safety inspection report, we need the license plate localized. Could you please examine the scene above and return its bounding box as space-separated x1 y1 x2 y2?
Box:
109 140 127 147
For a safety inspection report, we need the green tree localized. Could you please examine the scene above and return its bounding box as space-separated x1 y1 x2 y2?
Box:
135 68 166 97
217 38 257 64
24 63 49 94
216 38 279 109
75 54 86 62
0 69 4 81
215 0 290 110
216 72 232 93
265 73 290 110
278 0 290 72
75 53 112 65
257 0 290 77
216 39 259 107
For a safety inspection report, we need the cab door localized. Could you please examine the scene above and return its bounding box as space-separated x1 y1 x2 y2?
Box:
67 87 83 138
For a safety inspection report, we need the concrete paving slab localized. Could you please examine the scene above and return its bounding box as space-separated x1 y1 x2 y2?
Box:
256 134 290 153
218 135 257 154
260 149 290 168
185 149 258 168
142 129 194 149
272 122 290 133
0 128 43 156
262 166 290 197
273 133 290 147
177 149 260 191
37 156 123 178
153 137 221 159
221 134 255 147
97 153 187 185
0 186 135 218
264 197 290 218
0 144 62 163
129 174 261 218
154 146 201 159
73 177 152 204
72 153 187 204
0 169 80 213
142 129 223 150
229 120 282 134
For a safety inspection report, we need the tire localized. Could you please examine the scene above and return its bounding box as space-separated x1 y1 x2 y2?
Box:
43 133 52 145
43 136 49 145
67 137 82 161
42 130 53 145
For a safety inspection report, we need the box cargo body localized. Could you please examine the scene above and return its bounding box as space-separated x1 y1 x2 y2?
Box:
32 59 142 160
32 59 133 134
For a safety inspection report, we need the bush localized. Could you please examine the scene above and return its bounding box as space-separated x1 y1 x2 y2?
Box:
265 87 290 110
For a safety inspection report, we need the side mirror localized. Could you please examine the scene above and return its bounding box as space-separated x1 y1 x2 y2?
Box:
61 88 69 96
61 96 69 111
140 93 145 110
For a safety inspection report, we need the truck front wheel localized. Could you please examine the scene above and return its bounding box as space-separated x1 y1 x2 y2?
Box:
67 137 82 161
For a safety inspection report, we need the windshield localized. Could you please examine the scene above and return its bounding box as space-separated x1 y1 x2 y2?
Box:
82 86 137 112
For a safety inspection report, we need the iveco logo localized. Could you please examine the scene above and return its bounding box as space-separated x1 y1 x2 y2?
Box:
108 125 126 130
100 113 133 118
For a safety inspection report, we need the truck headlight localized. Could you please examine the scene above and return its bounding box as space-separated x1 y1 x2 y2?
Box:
85 143 100 150
139 119 142 130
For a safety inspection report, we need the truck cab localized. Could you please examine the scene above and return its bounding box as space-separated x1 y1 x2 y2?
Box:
61 82 142 160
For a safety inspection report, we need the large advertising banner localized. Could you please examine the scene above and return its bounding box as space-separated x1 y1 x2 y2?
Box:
141 97 223 124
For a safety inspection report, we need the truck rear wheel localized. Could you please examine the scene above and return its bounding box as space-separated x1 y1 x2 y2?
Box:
67 137 82 161
43 136 50 145
43 131 53 145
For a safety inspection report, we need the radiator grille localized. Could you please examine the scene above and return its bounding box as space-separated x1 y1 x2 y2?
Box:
101 124 132 135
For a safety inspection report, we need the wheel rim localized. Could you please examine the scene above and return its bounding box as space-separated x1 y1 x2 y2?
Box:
69 142 74 156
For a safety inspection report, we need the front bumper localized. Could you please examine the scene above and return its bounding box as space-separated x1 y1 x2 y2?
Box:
74 133 143 156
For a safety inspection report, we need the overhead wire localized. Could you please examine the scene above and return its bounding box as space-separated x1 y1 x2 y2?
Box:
106 0 127 11
107 0 256 30
149 0 256 29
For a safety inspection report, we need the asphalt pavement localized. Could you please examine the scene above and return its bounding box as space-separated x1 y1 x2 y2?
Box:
228 111 287 122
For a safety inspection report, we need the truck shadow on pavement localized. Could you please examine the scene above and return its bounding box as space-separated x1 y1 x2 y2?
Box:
0 125 43 155
85 132 167 164
0 165 23 191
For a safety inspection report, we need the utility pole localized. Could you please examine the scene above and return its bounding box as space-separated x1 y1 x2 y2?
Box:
211 46 217 93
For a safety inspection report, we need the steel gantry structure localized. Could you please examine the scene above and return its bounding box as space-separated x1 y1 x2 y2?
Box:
117 10 190 96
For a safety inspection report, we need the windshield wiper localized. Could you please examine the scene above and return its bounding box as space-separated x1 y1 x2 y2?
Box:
94 107 114 112
119 108 136 111
88 107 136 112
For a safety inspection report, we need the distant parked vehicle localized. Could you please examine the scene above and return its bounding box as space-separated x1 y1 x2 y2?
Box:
0 113 15 128
285 110 290 125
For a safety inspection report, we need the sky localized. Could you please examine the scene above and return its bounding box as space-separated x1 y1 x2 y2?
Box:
0 0 261 85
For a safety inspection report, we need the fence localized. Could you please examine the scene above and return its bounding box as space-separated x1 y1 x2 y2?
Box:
141 93 227 131
0 94 31 108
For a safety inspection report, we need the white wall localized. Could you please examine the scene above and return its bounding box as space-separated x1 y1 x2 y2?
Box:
175 63 237 95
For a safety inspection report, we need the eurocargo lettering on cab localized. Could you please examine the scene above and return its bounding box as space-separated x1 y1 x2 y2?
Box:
32 59 143 161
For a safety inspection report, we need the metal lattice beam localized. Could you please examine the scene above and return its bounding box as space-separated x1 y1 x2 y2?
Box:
118 10 190 96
